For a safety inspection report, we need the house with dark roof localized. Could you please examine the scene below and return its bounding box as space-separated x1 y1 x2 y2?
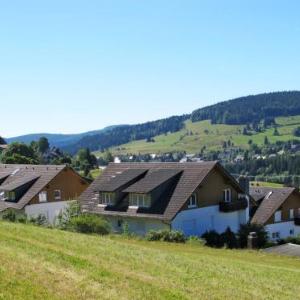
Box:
0 164 90 223
250 187 300 240
79 162 250 236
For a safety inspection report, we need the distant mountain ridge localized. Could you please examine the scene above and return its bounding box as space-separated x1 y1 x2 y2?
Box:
6 125 122 148
5 91 300 154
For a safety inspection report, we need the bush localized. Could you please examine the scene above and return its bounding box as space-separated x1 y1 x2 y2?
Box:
278 235 300 245
2 209 17 222
56 200 81 229
238 223 268 248
2 209 28 223
146 230 186 243
70 214 110 235
220 227 238 249
202 230 224 248
29 214 48 226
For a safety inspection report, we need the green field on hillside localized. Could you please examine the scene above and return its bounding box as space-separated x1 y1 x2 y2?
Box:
98 116 300 155
0 222 300 300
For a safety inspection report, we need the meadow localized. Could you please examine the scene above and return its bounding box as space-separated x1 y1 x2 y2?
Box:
0 222 299 300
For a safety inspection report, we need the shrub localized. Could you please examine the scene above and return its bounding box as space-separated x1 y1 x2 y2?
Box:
29 214 48 226
70 214 110 235
202 230 224 248
238 223 268 248
56 200 81 229
187 236 205 246
2 209 17 222
220 227 238 249
146 230 186 243
278 235 300 245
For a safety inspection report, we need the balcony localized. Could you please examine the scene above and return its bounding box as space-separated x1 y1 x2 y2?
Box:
219 198 248 213
294 216 300 226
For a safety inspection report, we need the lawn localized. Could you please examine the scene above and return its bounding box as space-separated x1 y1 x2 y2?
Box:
0 222 300 299
99 116 300 156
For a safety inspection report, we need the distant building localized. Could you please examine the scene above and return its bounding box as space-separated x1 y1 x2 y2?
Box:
0 164 90 223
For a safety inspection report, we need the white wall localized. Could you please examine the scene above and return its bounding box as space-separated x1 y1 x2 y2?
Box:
106 216 169 236
25 201 70 224
265 222 300 240
171 205 248 236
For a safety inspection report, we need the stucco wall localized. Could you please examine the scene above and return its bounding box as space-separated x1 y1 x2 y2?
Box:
25 201 70 224
265 221 300 240
172 205 248 236
105 216 169 236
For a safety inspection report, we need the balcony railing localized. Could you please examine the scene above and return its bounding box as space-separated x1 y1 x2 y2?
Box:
219 198 248 213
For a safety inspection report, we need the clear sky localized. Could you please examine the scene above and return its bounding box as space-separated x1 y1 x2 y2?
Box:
1 1 300 137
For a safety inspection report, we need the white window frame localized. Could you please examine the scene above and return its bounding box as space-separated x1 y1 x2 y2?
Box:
289 208 294 219
39 191 48 203
100 192 115 205
274 210 282 223
223 189 232 202
129 194 151 208
54 190 62 201
188 193 197 208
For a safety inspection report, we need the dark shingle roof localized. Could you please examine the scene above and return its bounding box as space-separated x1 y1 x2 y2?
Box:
123 169 182 193
80 162 242 221
95 169 147 192
0 164 66 211
0 175 39 191
250 187 296 225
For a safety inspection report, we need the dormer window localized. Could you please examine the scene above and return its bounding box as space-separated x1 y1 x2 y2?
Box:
100 192 115 205
129 193 151 208
223 189 232 202
188 194 197 208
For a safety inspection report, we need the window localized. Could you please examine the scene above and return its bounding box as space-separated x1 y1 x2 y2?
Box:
274 210 282 223
272 232 280 239
129 194 151 208
54 190 61 201
188 194 197 208
39 191 47 203
223 189 232 202
3 191 16 201
289 209 294 219
117 219 123 228
290 229 294 235
100 192 115 205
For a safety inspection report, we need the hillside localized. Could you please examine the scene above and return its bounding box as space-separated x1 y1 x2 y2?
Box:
5 126 121 148
71 91 300 154
1 222 300 300
106 115 300 155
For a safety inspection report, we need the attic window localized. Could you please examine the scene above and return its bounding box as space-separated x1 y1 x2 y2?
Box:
188 194 197 208
54 190 61 201
129 193 151 208
274 210 282 223
223 189 232 202
100 192 115 205
39 191 47 203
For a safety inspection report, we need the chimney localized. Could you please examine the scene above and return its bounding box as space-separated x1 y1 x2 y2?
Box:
247 232 258 249
238 176 249 195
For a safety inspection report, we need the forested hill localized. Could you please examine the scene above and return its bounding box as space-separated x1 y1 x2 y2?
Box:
191 91 300 125
63 115 189 154
62 91 300 154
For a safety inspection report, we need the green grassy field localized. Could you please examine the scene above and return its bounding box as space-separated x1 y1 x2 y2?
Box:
0 222 300 300
250 181 284 188
97 116 300 156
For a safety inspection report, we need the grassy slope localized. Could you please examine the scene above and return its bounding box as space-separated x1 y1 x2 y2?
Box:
0 222 300 300
99 116 300 155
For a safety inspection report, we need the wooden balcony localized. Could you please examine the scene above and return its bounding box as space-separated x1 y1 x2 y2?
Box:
219 198 248 213
294 216 300 226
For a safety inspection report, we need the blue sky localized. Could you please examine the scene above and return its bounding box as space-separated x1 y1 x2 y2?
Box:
1 1 300 137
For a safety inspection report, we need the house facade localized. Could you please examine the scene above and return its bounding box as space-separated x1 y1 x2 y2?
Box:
80 162 250 236
0 164 90 223
250 187 300 240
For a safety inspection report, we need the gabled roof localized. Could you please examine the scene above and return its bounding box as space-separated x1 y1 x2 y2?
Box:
0 175 39 191
250 187 296 225
95 169 147 192
80 161 244 221
0 164 67 211
123 169 182 193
